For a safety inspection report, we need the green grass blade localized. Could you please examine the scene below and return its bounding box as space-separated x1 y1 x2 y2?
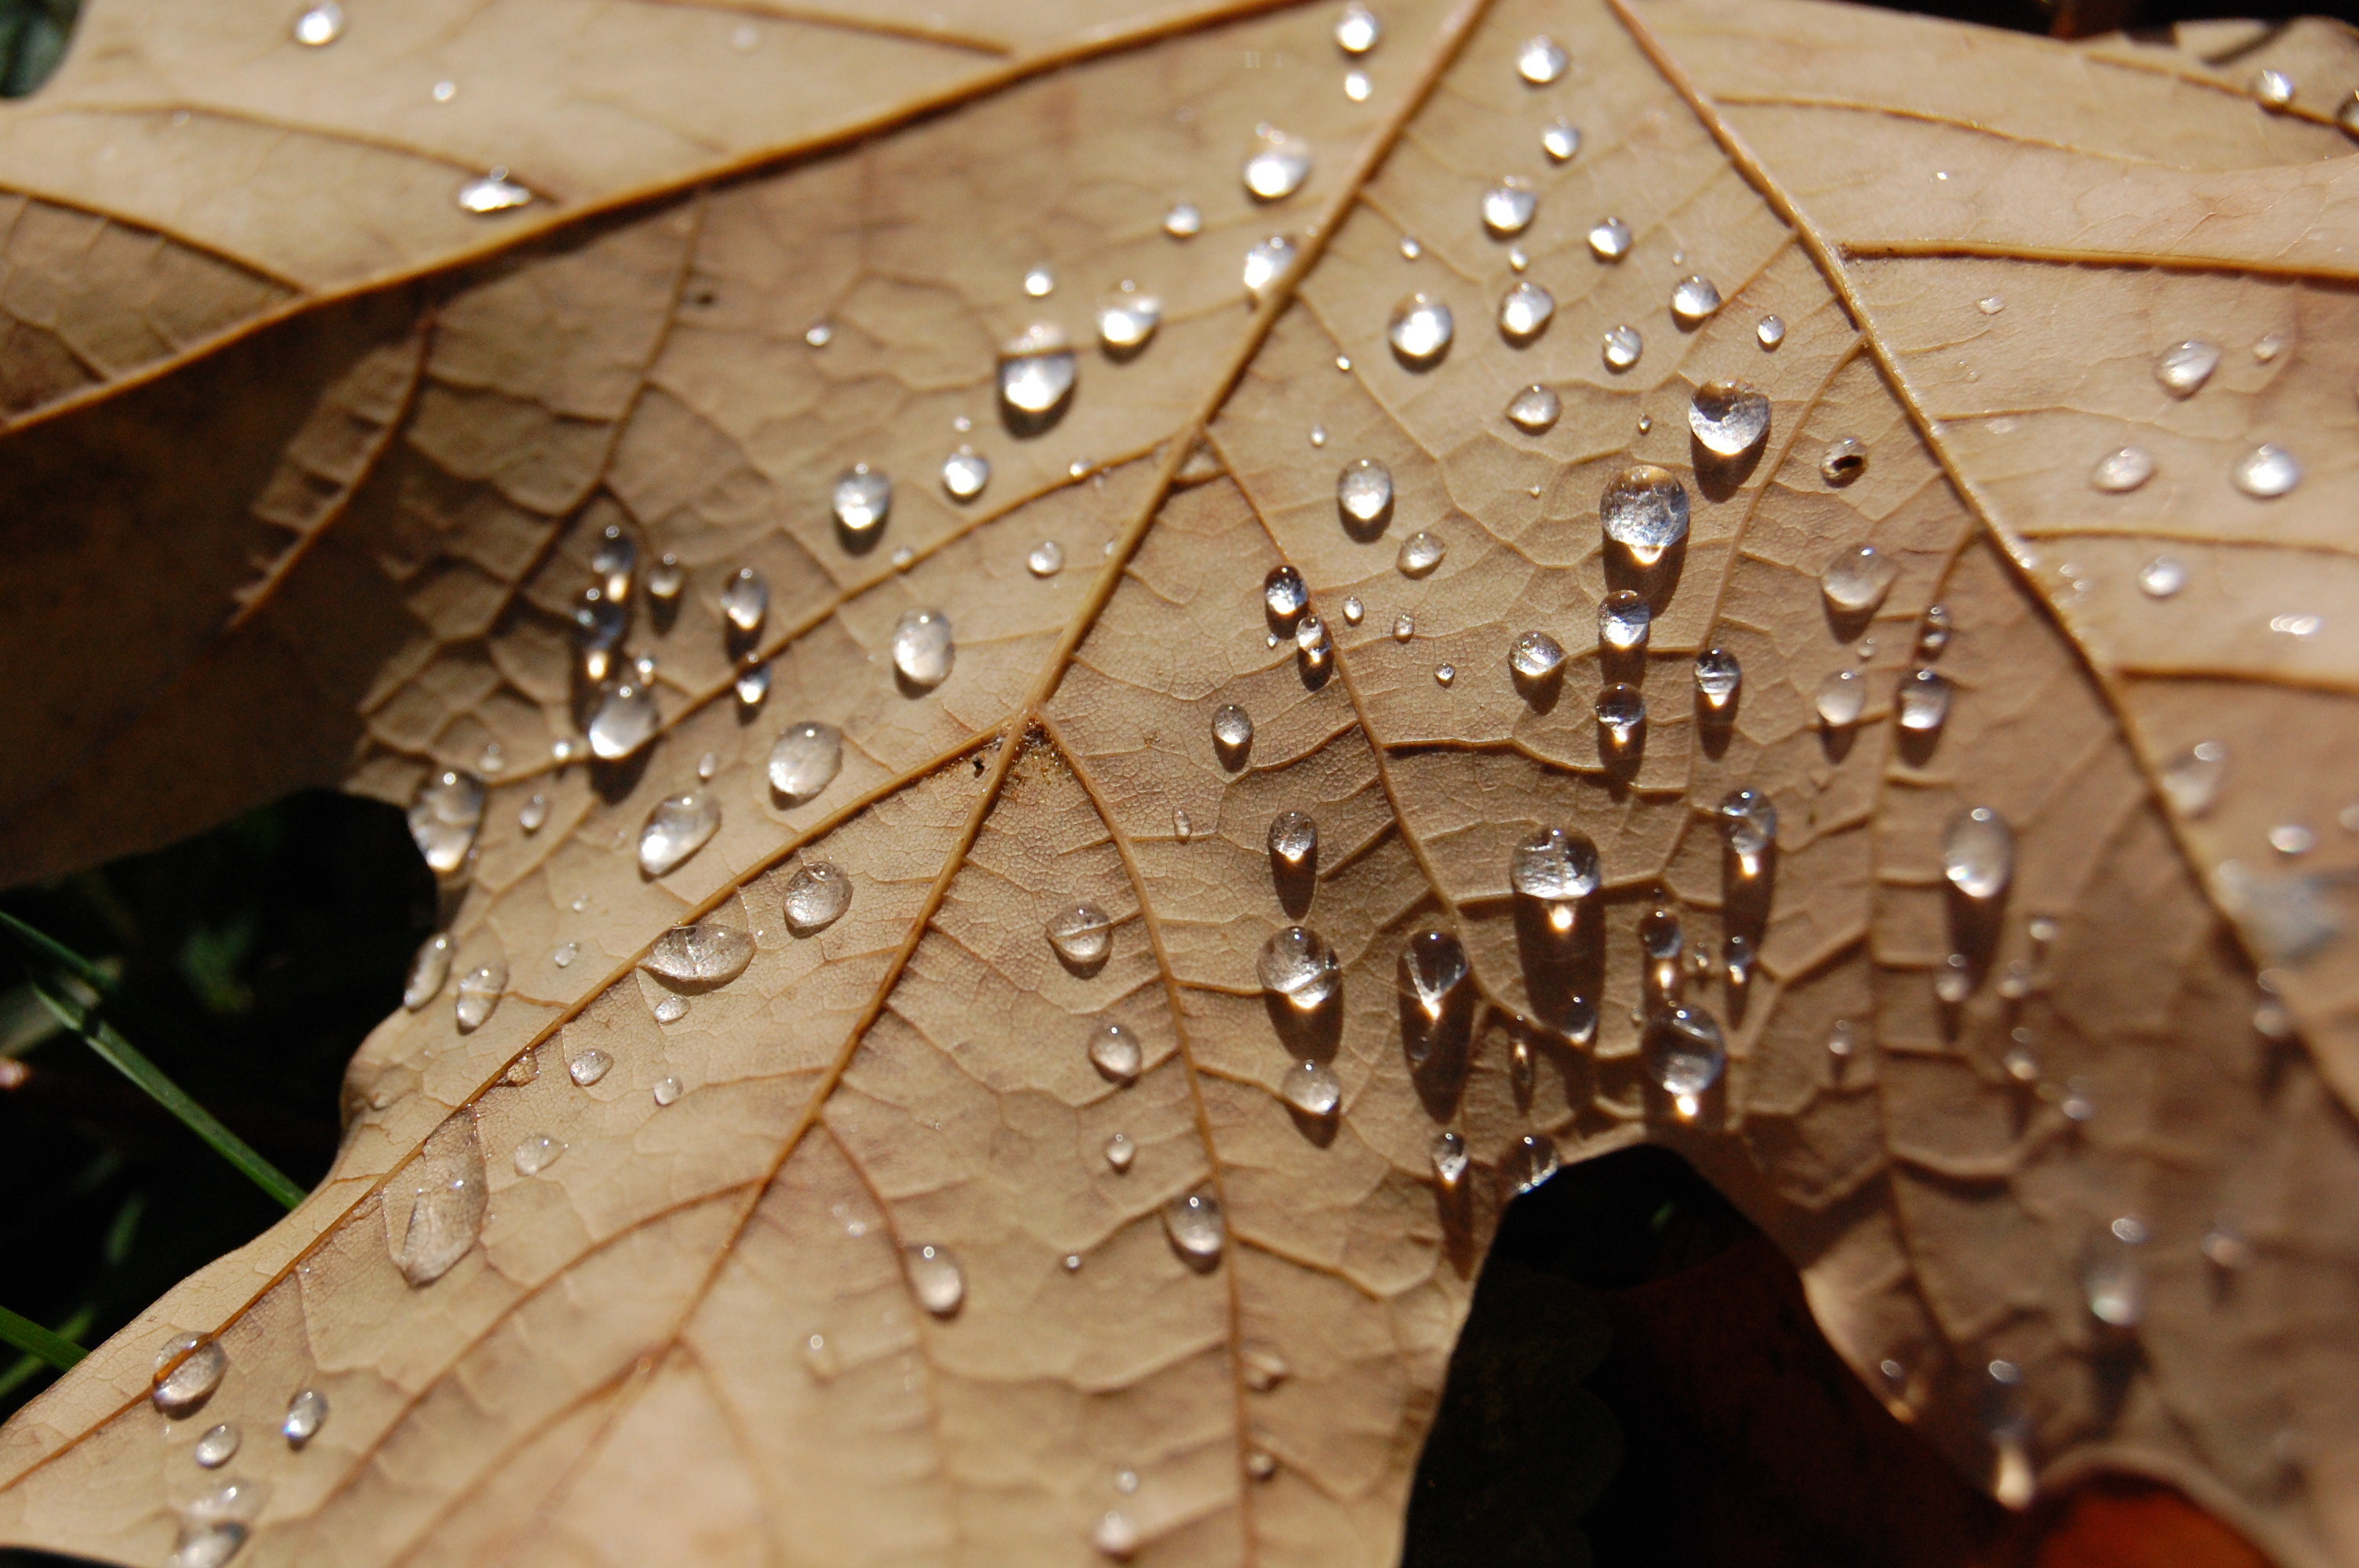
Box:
0 1304 85 1372
31 983 306 1211
0 907 115 994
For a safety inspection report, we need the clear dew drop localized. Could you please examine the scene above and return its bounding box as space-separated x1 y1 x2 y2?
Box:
2232 444 2301 498
1163 1190 1226 1263
167 1520 247 1568
906 1244 965 1316
2084 1218 2147 1328
2137 557 2186 598
407 770 484 876
1688 379 1771 457
456 167 531 215
1510 630 1566 682
1267 810 1318 867
151 1334 227 1417
2091 446 2154 494
1509 1133 1560 1192
1239 1341 1290 1391
998 323 1077 418
2163 742 2230 817
1211 703 1254 763
587 681 659 760
1943 807 2014 900
638 791 721 877
803 321 834 347
1599 464 1688 566
1397 530 1445 577
1896 669 1953 732
1644 1007 1727 1101
1814 669 1865 728
1342 597 1364 626
1430 1129 1470 1189
1023 264 1055 298
1098 289 1161 352
1516 34 1568 84
768 720 843 804
723 566 773 634
1434 663 1456 687
1822 543 1899 615
831 465 892 535
645 554 683 605
1917 604 1952 656
513 1134 564 1176
2253 67 2295 108
567 1049 612 1087
1481 180 1537 237
2154 339 2220 397
453 960 505 1032
1542 118 1581 161
652 993 687 1023
1402 930 1468 1020
1392 612 1415 641
1599 590 1651 653
1263 564 1310 621
1089 1022 1143 1084
514 793 548 836
1243 129 1314 201
1510 828 1601 931
1259 926 1339 1011
1164 200 1202 239
1504 383 1561 434
1387 293 1454 366
783 862 853 935
1336 458 1394 527
1718 789 1777 872
404 932 453 1011
293 0 343 45
892 609 956 690
1601 324 1643 371
1819 437 1868 485
1023 539 1067 579
643 922 754 986
1756 314 1787 349
1695 648 1742 710
652 1075 683 1106
1335 1 1380 53
1047 903 1116 967
551 941 578 970
1497 280 1555 346
395 1112 488 1287
1094 1511 1142 1561
282 1389 326 1446
1670 276 1722 326
1586 216 1631 261
1282 1058 1343 1118
941 445 990 501
1242 235 1297 298
1595 684 1645 747
1104 1131 1137 1171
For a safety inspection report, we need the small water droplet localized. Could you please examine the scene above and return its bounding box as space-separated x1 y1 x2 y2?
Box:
1590 324 1641 372
1487 380 1561 437
1243 129 1314 202
1099 290 1161 352
2085 1218 2146 1327
801 320 835 348
783 862 853 935
1094 1509 1142 1560
293 0 343 45
1599 590 1651 653
1595 684 1645 749
1693 648 1742 710
1047 904 1116 967
826 466 892 539
1510 829 1600 935
2253 67 2295 108
768 721 842 805
1387 293 1454 366
998 323 1078 419
191 1423 239 1468
1390 612 1415 642
1600 464 1688 566
1259 926 1339 1009
1819 437 1868 485
2132 556 2186 599
456 167 531 215
2152 339 2219 397
1211 705 1253 768
1896 669 1952 732
567 1049 612 1088
2232 444 2300 498
644 923 754 987
1387 530 1446 582
1089 1021 1143 1084
638 791 720 877
1481 179 1537 237
1944 807 2013 900
513 1134 564 1176
1267 810 1318 869
408 770 485 877
452 959 505 1032
2202 1219 2252 1271
1541 118 1581 161
1263 564 1309 623
282 1388 326 1446
1165 200 1203 238
2089 446 2154 494
1341 597 1365 626
151 1334 227 1418
1434 663 1456 686
1718 789 1777 876
1586 216 1631 261
1822 544 1899 615
588 681 659 760
1644 1007 1725 1105
892 609 955 690
652 993 687 1023
1976 295 2005 316
395 1113 488 1285
1670 276 1721 326
1507 1133 1559 1192
1505 629 1566 685
1281 1058 1343 1119
2162 740 2226 816
1104 1131 1136 1171
1335 1 1380 53
404 932 453 1011
1756 314 1787 349
652 1075 682 1106
1815 669 1865 728
1688 379 1770 457
2270 822 2316 855
549 941 579 971
1517 34 1568 84
1163 1190 1226 1264
936 445 991 503
906 1243 965 1316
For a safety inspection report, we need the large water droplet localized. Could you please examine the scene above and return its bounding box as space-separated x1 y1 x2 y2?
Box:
1282 1059 1342 1118
151 1334 227 1417
1498 280 1555 345
892 609 955 689
1337 458 1393 527
769 720 842 804
395 1112 487 1287
1600 464 1688 567
456 167 531 215
1506 384 1561 434
1822 544 1899 615
783 862 852 935
404 932 453 1011
1599 590 1651 653
2253 67 2295 108
1335 0 1380 53
644 923 754 986
1695 648 1741 710
831 466 892 536
2232 444 2300 498
1815 669 1864 728
1670 276 1721 326
1594 322 1641 373
1211 703 1253 765
1398 530 1445 577
1387 293 1453 366
1688 380 1770 457
1943 807 2013 900
2161 740 2226 816
1259 926 1339 1010
1163 1190 1226 1264
1099 288 1161 353
1089 1022 1143 1083
1516 34 1568 84
1718 789 1776 873
1047 903 1115 967
1595 684 1645 749
1644 1007 1725 1102
587 681 659 760
408 770 484 876
293 0 343 44
2090 447 2154 494
2154 339 2219 397
716 567 768 636
282 1388 326 1446
1541 118 1581 161
1897 669 1952 732
1510 829 1601 934
998 323 1077 418
639 791 721 877
905 1244 965 1316
1267 810 1318 867
1481 180 1537 237
1510 630 1566 683
513 1134 564 1176
1264 564 1309 622
1401 930 1467 1021
1243 129 1314 201
454 960 505 1032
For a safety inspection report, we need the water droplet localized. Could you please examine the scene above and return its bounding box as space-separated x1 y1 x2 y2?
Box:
1670 276 1721 326
2125 555 2188 601
1242 235 1297 298
821 468 892 543
1259 926 1339 1010
939 445 991 503
456 167 531 215
448 957 504 1031
1718 790 1776 876
2253 67 2295 108
783 862 853 935
1975 295 2005 316
1815 670 1864 728
1943 807 2013 899
1094 1510 1142 1560
1595 684 1645 749
150 1334 227 1419
892 609 955 690
1280 1058 1342 1119
1435 663 1456 687
1481 180 1537 237
565 1048 614 1088
1211 704 1253 766
407 770 484 877
1243 130 1314 201
2232 444 2300 498
403 932 454 1012
282 1388 326 1446
1896 669 1952 732
1487 281 1558 353
1688 380 1770 457
1822 544 1899 615
1240 1341 1289 1390
998 323 1078 418
1509 629 1566 683
396 1112 488 1286
431 79 457 102
2151 339 2219 398
1086 1021 1143 1084
1508 1133 1560 1192
906 1243 965 1316
2089 446 2154 494
1542 118 1581 161
1819 437 1867 485
1104 1131 1136 1171
1693 648 1742 711
513 1134 564 1176
1644 1007 1726 1104
642 1074 679 1107
1401 929 1468 1021
1392 612 1415 641
1754 314 1787 350
1264 564 1309 622
1586 216 1631 261
1505 383 1561 433
1163 1190 1226 1264
2085 1219 2146 1327
1599 464 1688 567
1517 34 1568 84
587 681 658 760
1300 620 1331 665
293 0 343 44
1047 904 1115 967
1387 293 1454 366
2202 1219 2252 1271
643 923 754 988
2270 822 2316 856
1399 235 1423 260
1342 597 1365 626
1099 289 1161 352
652 994 687 1023
1267 810 1318 868
2162 740 2226 816
1335 1 1379 53
1395 530 1446 578
1417 1131 1468 1194
1590 324 1640 372
190 1422 240 1468
767 721 842 805
638 792 720 878
803 321 834 348
1165 200 1202 238
548 940 579 971
1510 829 1601 935
1599 590 1651 653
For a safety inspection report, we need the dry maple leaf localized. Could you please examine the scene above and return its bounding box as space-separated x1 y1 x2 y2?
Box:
2 0 2358 1562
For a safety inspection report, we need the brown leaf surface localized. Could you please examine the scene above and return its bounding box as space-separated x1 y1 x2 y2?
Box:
5 0 2359 1563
